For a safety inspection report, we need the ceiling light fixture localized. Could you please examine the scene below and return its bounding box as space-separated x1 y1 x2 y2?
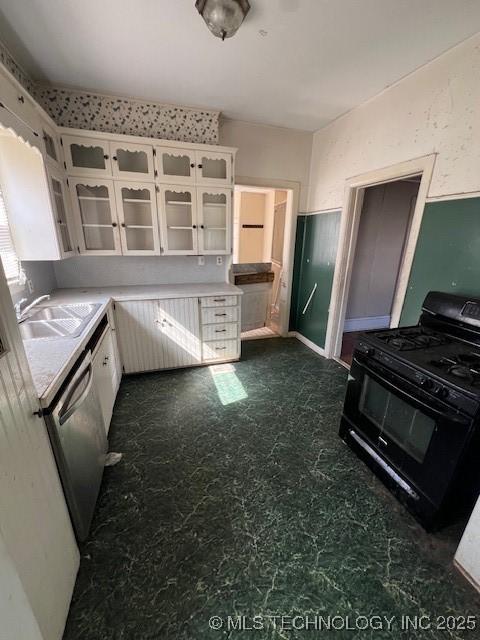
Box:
195 0 251 41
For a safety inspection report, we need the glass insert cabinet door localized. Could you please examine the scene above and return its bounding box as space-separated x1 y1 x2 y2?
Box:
63 136 111 177
48 170 74 256
115 182 159 255
110 142 154 181
197 188 231 255
195 151 232 186
70 178 121 254
42 124 60 167
157 186 198 255
156 147 196 185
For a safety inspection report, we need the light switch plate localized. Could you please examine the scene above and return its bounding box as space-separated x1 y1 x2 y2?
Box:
216 256 223 265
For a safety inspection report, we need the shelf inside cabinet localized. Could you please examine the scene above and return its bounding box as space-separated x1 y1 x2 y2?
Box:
78 196 111 201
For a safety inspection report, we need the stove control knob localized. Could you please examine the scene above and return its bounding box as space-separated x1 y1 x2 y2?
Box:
435 387 449 399
419 377 433 390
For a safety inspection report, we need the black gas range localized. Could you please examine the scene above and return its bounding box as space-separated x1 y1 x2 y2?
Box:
340 291 480 531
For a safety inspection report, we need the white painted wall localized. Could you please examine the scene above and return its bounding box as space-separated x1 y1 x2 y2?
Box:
219 119 313 211
307 33 480 212
54 255 227 288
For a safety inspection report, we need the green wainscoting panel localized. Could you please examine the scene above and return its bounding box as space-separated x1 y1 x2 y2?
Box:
291 211 341 348
400 197 480 326
289 215 306 331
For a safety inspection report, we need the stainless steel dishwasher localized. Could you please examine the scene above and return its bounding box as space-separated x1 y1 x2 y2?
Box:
45 349 107 541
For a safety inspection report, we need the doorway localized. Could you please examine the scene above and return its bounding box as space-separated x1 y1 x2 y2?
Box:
232 184 294 340
339 177 421 364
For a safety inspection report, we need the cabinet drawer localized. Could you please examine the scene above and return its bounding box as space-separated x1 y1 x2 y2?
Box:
200 295 237 308
202 322 238 341
201 306 238 324
202 339 239 361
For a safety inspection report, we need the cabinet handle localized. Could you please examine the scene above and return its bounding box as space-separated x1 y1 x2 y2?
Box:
215 329 226 333
215 346 227 350
200 224 205 229
112 222 118 227
215 313 227 317
113 155 117 161
213 298 226 302
190 163 195 168
192 224 197 229
198 164 203 169
121 222 126 228
104 154 109 159
18 95 25 104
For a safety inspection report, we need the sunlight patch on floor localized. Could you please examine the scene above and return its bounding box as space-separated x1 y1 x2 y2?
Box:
209 363 248 405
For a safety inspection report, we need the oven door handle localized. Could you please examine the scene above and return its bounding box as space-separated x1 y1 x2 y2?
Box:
353 357 471 426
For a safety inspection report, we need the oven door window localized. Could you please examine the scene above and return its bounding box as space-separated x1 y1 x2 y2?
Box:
359 375 435 463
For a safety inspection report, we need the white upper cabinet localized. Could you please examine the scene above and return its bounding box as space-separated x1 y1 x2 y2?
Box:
195 150 232 186
47 167 75 258
115 181 159 255
157 186 197 255
156 147 233 187
155 146 196 185
110 141 154 181
63 135 112 177
197 188 231 255
0 133 73 261
70 178 121 255
41 122 62 168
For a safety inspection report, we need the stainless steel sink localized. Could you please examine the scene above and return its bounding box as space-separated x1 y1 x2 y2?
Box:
19 303 102 341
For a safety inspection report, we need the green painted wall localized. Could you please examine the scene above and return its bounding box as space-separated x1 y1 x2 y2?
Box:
400 197 480 326
289 215 306 331
290 211 341 348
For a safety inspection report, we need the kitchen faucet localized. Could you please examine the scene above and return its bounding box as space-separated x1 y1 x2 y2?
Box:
16 295 51 322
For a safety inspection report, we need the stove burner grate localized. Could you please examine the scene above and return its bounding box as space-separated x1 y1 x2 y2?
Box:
430 354 480 386
376 329 449 351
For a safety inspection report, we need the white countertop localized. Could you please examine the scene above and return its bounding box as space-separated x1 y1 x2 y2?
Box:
24 282 242 407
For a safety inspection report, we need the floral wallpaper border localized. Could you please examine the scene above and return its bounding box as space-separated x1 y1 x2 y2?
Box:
0 41 219 144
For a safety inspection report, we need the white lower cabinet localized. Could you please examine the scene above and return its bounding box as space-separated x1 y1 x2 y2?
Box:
115 298 202 373
92 326 121 433
114 295 241 374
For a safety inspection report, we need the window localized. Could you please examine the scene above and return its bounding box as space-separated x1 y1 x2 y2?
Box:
0 184 23 286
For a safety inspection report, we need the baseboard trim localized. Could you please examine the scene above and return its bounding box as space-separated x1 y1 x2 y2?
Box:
294 332 326 357
344 315 390 333
454 559 480 594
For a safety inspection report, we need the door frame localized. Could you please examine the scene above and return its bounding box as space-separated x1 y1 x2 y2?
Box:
325 154 436 359
233 176 300 337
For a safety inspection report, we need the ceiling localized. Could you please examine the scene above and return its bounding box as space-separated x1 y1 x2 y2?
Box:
1 1 480 131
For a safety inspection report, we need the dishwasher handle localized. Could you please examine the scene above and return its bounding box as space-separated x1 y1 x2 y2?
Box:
58 363 94 426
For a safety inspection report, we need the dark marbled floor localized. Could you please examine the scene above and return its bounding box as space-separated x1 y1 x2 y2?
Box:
63 338 480 640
